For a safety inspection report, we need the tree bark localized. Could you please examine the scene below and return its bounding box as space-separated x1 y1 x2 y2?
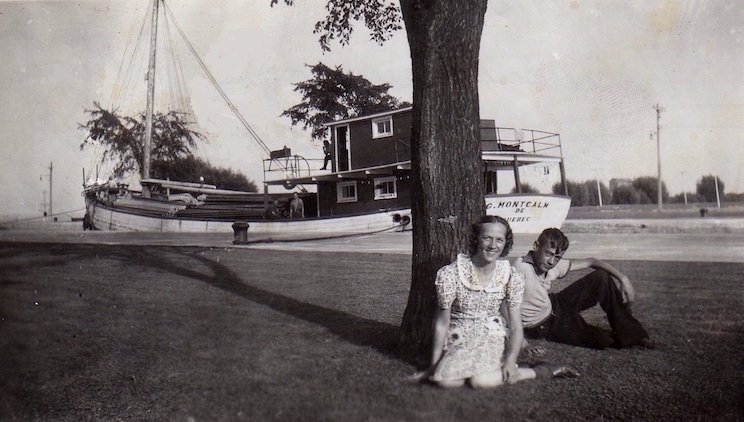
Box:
397 0 488 366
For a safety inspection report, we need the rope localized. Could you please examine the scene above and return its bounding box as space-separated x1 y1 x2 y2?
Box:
161 0 278 161
239 222 411 245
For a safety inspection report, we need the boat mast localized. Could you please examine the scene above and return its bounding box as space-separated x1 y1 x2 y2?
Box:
142 0 159 197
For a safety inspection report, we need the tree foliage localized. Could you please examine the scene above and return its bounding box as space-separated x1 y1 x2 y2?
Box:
271 0 402 52
669 192 704 204
511 183 539 194
696 175 724 202
632 176 669 204
553 180 610 206
282 62 409 140
611 184 651 205
80 103 205 179
80 103 257 190
151 156 258 192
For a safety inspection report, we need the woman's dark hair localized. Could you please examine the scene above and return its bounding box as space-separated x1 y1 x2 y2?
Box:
536 228 569 253
468 215 513 257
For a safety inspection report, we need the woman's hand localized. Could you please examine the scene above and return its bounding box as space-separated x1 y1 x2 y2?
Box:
502 362 520 384
406 366 433 384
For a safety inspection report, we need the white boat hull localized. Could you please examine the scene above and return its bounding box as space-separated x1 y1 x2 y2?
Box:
485 194 571 233
86 200 411 234
86 193 569 235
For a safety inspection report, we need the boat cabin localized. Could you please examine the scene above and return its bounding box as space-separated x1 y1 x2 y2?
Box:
263 107 568 220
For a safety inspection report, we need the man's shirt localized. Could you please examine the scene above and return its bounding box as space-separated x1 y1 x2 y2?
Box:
511 252 571 327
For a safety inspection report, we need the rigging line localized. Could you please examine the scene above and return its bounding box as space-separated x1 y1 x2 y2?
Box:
110 1 146 109
163 15 179 112
161 1 306 191
113 3 150 111
161 1 276 160
87 5 148 181
164 15 193 119
90 0 149 181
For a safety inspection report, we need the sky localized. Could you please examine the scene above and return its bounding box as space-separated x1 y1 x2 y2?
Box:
1 0 742 220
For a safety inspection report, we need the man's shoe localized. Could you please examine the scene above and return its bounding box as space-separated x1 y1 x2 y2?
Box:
551 365 581 378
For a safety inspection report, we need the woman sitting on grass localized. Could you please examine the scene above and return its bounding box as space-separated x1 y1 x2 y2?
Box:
416 215 580 388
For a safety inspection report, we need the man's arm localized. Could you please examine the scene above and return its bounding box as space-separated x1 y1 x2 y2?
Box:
568 258 635 303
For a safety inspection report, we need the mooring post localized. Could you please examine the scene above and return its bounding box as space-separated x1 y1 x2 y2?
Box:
232 221 250 244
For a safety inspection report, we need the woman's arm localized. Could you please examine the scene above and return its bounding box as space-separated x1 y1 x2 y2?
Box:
502 305 523 384
431 307 451 365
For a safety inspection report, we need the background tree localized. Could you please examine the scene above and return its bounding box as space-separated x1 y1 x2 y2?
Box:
80 103 257 190
152 156 258 192
282 62 409 140
611 184 650 205
669 191 703 204
697 175 724 202
273 0 489 364
511 183 539 194
724 192 744 202
553 180 609 206
80 103 204 179
633 176 669 204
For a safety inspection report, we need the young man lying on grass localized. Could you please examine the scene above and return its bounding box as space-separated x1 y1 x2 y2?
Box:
512 228 655 353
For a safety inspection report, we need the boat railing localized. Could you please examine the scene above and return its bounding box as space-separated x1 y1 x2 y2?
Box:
489 127 563 158
263 147 315 183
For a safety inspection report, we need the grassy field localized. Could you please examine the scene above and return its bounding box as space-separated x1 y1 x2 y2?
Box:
1 242 743 421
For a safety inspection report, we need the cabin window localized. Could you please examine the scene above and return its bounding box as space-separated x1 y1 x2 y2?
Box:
371 116 393 139
337 181 358 203
374 176 397 200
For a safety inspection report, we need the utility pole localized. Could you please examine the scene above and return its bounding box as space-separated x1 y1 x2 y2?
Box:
40 189 47 217
46 162 53 219
652 104 665 211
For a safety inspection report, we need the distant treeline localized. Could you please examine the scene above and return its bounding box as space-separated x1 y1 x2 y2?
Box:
539 175 738 207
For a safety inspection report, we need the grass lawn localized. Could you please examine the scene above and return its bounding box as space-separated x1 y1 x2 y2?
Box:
1 242 742 421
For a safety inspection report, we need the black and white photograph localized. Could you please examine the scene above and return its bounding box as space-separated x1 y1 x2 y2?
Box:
1 1 742 420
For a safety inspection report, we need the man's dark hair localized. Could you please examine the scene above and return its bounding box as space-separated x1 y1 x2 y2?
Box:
536 228 569 253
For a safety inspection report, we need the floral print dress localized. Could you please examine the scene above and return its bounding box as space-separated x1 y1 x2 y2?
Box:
430 253 525 381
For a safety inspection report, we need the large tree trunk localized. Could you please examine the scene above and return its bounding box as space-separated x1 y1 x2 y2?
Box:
397 0 488 366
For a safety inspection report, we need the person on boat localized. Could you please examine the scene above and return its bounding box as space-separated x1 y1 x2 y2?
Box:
513 228 655 353
290 192 304 219
320 140 332 170
413 215 580 388
267 199 282 220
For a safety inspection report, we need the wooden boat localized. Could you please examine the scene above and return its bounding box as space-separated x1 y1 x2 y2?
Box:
84 109 571 234
83 2 570 236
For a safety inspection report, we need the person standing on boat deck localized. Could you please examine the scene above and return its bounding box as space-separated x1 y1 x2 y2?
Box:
290 192 304 219
513 227 654 351
320 140 332 170
412 216 580 388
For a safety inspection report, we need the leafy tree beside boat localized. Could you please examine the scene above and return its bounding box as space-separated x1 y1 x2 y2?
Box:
282 62 410 140
79 103 256 191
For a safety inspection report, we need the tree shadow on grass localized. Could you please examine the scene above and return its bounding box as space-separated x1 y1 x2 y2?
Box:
91 244 410 365
188 252 405 361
